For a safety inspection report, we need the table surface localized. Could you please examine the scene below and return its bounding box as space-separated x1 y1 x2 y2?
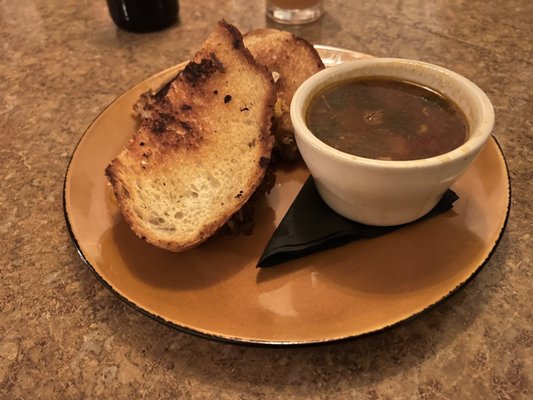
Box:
1 0 531 398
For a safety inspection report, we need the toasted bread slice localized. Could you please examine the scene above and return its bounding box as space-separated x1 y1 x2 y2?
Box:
105 21 276 252
244 29 324 160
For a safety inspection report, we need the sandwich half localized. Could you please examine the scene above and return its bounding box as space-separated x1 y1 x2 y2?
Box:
106 21 276 252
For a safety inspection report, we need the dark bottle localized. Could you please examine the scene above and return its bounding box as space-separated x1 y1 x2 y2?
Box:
106 0 179 32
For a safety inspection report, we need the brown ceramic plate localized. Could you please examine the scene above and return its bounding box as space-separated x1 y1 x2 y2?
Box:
64 47 510 345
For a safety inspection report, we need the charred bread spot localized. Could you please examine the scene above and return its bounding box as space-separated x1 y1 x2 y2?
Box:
210 52 226 72
240 107 249 112
179 120 193 132
152 119 167 134
151 112 176 134
155 77 176 101
139 142 145 146
143 109 202 150
213 90 218 95
181 104 192 111
182 57 226 87
224 95 232 103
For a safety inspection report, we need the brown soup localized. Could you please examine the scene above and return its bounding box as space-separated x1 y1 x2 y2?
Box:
306 78 468 161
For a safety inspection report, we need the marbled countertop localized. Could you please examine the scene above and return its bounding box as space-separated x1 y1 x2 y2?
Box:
1 0 531 398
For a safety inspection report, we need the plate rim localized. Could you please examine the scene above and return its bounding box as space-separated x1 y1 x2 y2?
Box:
63 46 511 346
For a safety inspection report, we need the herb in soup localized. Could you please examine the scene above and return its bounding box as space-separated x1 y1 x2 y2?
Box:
306 78 468 161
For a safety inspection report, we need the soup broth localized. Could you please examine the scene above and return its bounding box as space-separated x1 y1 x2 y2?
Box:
306 78 468 161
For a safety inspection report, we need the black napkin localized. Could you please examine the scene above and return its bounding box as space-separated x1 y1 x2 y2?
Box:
257 176 458 268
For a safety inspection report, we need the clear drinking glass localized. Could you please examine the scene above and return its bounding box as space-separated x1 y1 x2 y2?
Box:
266 0 324 24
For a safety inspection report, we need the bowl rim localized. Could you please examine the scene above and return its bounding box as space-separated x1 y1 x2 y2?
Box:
290 57 495 169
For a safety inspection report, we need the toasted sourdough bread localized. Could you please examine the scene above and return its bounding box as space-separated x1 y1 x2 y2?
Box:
105 21 276 252
244 29 324 160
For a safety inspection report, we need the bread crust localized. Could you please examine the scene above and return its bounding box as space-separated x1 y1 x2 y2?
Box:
106 21 276 252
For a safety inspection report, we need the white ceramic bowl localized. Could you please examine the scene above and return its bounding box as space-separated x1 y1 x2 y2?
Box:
290 58 495 226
